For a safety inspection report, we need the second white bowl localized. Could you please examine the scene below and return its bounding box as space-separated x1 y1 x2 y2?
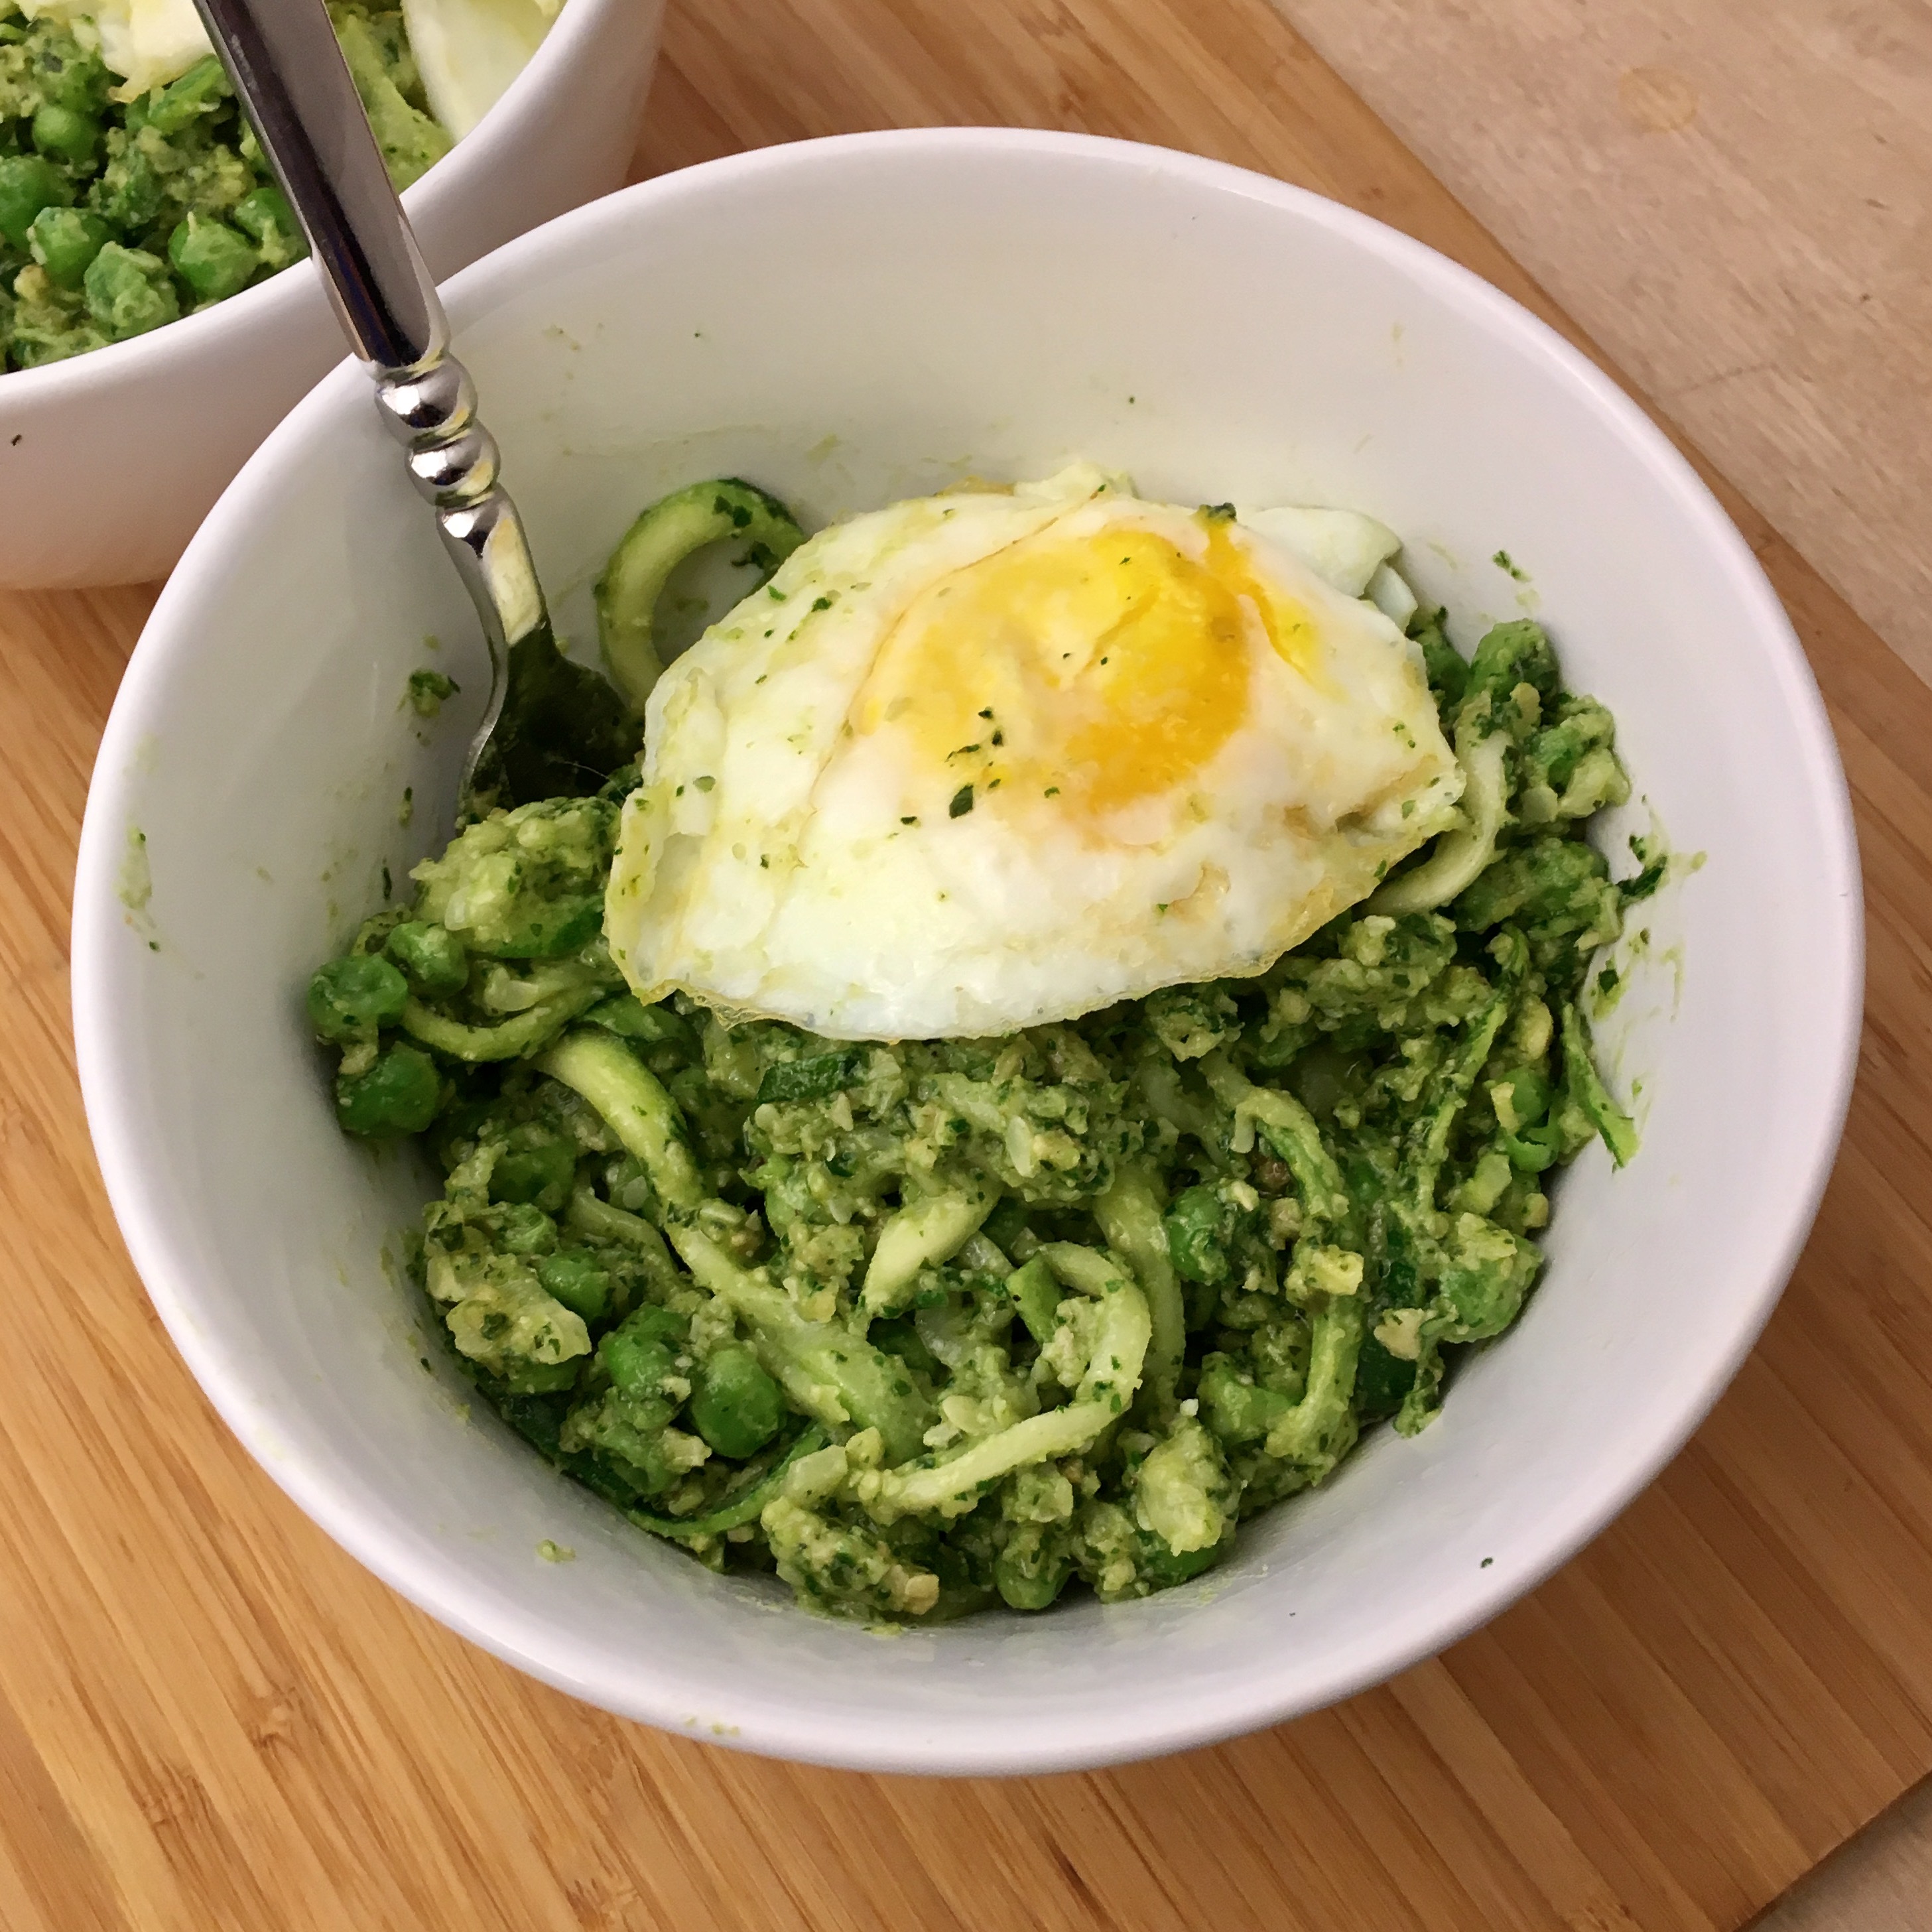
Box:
0 0 661 591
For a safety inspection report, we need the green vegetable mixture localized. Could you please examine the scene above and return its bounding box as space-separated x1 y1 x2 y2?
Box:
310 485 1644 1625
0 1 448 369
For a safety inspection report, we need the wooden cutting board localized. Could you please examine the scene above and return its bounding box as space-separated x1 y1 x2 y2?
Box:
4 4 1930 1929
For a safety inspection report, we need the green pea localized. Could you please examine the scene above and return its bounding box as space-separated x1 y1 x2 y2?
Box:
231 182 292 241
31 103 100 165
1495 1064 1553 1130
335 1043 440 1137
994 1536 1072 1612
1162 1185 1231 1288
489 1140 576 1212
598 1305 687 1393
601 1326 675 1399
0 155 70 249
27 206 109 290
144 54 229 135
497 1203 558 1256
501 1360 580 1395
1196 1356 1294 1447
537 1250 610 1322
231 184 307 270
622 1304 688 1351
1135 1529 1224 1590
688 1345 784 1460
384 919 468 995
82 242 179 341
308 954 409 1041
168 212 258 304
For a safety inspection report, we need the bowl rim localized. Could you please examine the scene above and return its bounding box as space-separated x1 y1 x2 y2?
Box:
72 125 1866 1775
0 0 609 399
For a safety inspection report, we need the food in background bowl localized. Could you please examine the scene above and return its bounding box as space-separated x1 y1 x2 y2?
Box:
0 0 561 369
0 0 656 590
306 464 1645 1624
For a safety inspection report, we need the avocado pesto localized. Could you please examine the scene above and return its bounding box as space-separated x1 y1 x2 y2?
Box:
310 480 1645 1626
0 1 448 370
406 666 458 717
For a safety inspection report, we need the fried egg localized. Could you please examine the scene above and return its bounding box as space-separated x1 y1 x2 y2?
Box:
604 464 1462 1041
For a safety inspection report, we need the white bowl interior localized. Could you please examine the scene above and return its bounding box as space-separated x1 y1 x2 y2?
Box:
73 131 1860 1775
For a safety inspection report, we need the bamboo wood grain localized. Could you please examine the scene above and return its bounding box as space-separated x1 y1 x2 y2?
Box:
1277 0 1932 694
2 4 1929 1929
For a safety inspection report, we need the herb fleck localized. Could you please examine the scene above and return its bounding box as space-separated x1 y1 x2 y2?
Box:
1624 858 1666 901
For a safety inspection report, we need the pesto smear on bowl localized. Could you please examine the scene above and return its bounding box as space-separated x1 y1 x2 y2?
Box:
308 480 1645 1625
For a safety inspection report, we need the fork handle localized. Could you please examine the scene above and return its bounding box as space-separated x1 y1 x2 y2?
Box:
189 0 552 797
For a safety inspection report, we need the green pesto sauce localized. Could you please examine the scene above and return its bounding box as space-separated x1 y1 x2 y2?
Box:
309 512 1653 1627
406 667 459 718
0 1 448 371
116 820 149 912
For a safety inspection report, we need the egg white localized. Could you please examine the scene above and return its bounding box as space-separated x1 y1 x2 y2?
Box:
402 0 560 138
606 464 1463 1041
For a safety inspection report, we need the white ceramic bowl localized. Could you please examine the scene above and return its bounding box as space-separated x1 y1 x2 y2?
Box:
0 0 661 591
72 130 1862 1775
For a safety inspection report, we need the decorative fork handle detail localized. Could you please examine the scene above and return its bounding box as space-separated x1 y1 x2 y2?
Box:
373 354 546 775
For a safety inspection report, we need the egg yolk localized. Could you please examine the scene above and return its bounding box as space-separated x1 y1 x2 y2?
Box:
853 516 1318 820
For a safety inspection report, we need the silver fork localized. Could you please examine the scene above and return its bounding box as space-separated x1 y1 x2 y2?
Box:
189 0 633 818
